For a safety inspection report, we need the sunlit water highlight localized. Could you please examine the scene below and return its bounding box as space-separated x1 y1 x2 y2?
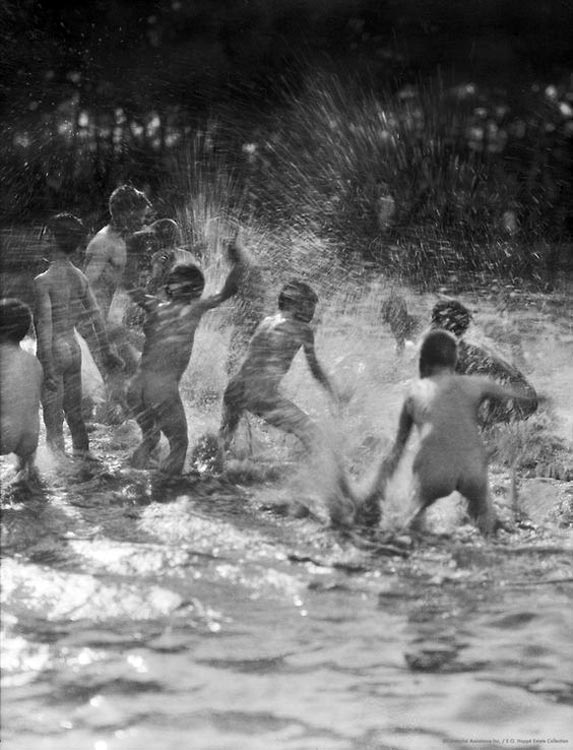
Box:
2 274 573 750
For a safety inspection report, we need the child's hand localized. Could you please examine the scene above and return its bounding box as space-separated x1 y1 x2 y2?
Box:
226 234 246 266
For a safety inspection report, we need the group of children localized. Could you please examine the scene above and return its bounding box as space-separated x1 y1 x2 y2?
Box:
0 201 547 537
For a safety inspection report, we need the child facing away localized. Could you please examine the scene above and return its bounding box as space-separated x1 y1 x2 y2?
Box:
125 242 245 475
34 213 123 459
0 298 44 482
219 279 339 457
359 330 541 534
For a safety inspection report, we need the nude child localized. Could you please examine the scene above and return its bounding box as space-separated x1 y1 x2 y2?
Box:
34 213 123 458
361 330 541 533
126 241 245 475
219 279 338 454
0 298 43 482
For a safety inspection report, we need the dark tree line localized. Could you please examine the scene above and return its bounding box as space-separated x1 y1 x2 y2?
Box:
1 0 572 262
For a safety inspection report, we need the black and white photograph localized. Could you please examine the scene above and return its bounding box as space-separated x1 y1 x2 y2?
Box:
1 1 572 748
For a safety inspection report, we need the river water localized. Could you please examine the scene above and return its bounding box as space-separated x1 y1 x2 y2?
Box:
1 281 572 750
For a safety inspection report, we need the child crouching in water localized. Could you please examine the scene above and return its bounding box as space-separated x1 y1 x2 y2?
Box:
360 330 541 534
126 241 245 474
0 298 44 483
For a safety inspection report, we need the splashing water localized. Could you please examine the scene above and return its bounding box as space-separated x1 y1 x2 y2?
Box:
2 194 573 750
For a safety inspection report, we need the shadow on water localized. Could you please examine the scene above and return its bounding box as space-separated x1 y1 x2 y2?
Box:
2 278 573 750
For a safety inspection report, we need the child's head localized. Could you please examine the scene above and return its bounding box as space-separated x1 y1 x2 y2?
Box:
109 184 151 231
165 263 205 301
150 218 180 248
0 298 32 343
278 279 318 322
45 213 87 255
419 330 458 378
431 300 472 338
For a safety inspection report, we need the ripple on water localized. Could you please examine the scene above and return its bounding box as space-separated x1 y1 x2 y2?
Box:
1 558 183 623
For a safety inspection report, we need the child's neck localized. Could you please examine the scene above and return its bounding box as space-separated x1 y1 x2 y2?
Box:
52 250 73 264
110 220 131 238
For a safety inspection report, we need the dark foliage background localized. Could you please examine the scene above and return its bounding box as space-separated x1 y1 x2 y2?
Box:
1 0 572 279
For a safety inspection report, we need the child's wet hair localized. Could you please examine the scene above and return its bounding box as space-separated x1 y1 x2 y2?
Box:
431 300 472 337
165 262 205 296
278 279 318 311
109 184 151 218
45 213 87 254
0 297 33 343
419 330 458 377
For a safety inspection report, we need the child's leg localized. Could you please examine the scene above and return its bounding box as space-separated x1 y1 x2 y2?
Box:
257 396 319 453
407 457 456 533
126 376 160 468
458 473 496 534
155 392 188 475
219 379 245 451
41 378 65 452
15 449 40 483
62 363 89 454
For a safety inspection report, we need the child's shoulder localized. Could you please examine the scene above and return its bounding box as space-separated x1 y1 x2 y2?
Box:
87 225 122 250
23 347 43 372
5 343 41 370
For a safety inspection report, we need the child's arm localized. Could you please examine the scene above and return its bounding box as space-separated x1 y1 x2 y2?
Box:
479 378 542 409
197 239 246 313
147 250 169 293
302 328 337 401
33 277 58 390
359 400 414 520
84 235 112 289
81 283 123 371
378 401 414 484
127 286 160 312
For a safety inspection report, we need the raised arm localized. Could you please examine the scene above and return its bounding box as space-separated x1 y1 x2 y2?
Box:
197 239 246 313
33 277 57 390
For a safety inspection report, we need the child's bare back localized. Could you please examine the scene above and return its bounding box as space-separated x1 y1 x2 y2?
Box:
407 374 495 471
35 262 90 375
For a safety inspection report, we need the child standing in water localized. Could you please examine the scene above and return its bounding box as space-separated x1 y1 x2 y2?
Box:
0 298 43 482
126 242 245 474
34 214 123 458
219 279 339 456
361 330 541 533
